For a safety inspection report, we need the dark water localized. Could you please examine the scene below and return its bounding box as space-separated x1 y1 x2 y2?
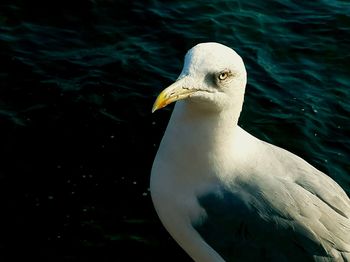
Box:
0 0 349 261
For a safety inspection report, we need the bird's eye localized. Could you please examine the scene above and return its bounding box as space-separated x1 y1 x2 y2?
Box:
218 71 229 81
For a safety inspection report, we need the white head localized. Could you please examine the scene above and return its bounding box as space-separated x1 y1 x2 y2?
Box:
152 42 247 113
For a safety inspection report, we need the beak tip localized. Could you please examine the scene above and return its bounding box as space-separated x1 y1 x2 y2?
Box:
152 79 186 113
152 94 166 113
152 102 160 113
152 104 163 113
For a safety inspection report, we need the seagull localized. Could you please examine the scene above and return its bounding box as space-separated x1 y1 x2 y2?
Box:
150 42 350 262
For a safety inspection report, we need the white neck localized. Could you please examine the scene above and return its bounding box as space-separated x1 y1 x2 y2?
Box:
151 96 250 262
156 98 244 181
173 100 240 144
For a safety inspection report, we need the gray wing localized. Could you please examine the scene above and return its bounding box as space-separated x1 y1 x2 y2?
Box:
193 145 350 262
267 142 350 219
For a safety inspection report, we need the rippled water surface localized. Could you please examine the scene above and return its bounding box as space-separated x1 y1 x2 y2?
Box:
1 0 349 260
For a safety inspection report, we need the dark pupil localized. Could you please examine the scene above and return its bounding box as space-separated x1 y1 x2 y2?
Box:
221 73 226 78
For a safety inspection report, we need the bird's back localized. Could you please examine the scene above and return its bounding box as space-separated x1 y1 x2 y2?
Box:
192 131 350 261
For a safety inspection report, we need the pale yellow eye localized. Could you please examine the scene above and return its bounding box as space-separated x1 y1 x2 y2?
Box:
218 71 229 80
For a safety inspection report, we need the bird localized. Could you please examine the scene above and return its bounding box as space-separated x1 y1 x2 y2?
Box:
150 42 350 262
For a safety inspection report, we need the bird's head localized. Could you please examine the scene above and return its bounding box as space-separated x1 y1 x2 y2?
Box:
152 42 247 113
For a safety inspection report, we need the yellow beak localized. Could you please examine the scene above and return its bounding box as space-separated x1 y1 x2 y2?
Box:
152 78 197 113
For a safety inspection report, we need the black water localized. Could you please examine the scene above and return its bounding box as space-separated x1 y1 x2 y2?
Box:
0 0 349 261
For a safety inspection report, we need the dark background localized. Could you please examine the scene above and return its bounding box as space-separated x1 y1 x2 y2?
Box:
0 0 349 261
